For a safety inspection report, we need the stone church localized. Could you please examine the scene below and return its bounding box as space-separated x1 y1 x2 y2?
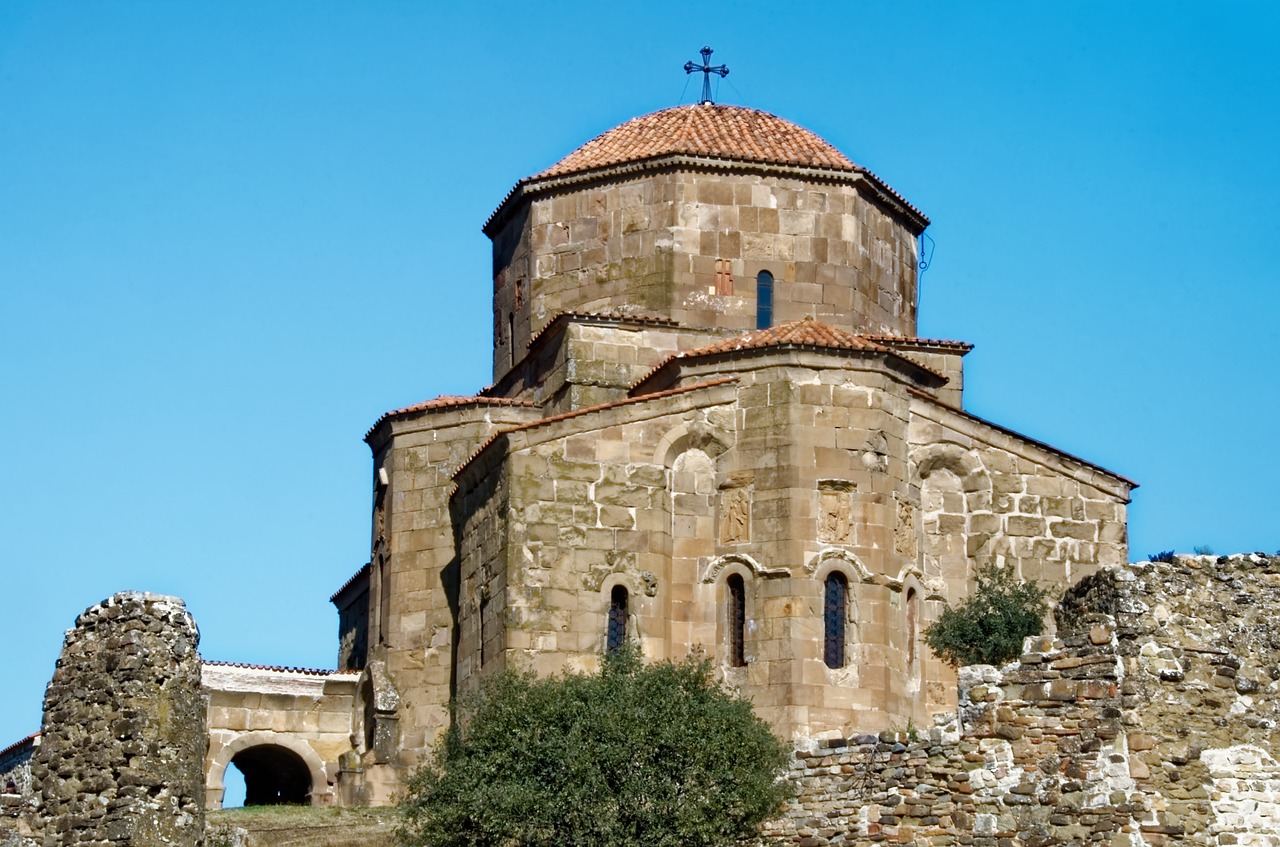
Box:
1 98 1136 813
325 100 1134 804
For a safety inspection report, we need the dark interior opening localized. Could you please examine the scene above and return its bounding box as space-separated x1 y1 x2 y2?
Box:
230 744 311 806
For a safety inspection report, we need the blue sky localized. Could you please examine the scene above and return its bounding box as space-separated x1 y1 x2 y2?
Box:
2 2 1277 746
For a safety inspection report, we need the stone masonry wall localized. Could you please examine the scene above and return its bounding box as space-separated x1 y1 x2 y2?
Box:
489 167 922 385
767 553 1280 847
29 592 206 847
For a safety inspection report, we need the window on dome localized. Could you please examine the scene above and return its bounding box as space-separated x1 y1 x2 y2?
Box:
756 271 774 329
823 571 848 669
607 585 628 652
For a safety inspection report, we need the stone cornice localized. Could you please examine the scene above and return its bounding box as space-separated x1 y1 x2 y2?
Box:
483 153 930 238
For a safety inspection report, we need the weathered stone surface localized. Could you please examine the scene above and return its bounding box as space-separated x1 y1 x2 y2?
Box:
765 553 1280 847
31 592 206 846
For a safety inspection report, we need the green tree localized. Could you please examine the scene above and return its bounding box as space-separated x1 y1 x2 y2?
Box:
923 564 1049 667
399 645 791 847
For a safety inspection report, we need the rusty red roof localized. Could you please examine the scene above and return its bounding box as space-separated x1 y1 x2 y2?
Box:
861 334 974 352
634 318 947 388
0 732 38 761
486 104 928 235
366 394 538 440
536 104 858 179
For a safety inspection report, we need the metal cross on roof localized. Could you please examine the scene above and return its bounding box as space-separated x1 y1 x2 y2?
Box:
684 46 729 105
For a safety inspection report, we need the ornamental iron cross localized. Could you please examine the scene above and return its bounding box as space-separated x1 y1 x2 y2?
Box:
684 46 728 105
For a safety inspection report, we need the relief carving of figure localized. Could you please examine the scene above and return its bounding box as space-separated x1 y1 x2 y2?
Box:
895 497 918 558
720 487 751 543
819 489 853 543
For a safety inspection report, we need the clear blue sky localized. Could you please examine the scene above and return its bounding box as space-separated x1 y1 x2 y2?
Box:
2 2 1277 744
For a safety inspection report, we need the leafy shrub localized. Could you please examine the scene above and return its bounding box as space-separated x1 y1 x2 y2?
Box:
1147 550 1175 563
1193 545 1214 556
923 564 1048 667
399 645 791 847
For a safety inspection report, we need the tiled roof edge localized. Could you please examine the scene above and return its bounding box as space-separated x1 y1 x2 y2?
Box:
202 661 356 677
633 326 948 390
484 154 928 236
861 334 974 352
0 732 39 760
329 561 371 604
365 395 539 441
523 309 682 352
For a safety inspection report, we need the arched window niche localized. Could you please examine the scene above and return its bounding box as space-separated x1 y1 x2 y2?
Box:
607 584 629 652
726 573 747 667
756 270 774 329
823 571 849 669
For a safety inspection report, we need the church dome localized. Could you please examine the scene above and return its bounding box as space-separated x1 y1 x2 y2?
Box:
535 103 860 179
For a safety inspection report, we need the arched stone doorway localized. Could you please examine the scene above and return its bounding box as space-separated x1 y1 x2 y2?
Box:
205 730 331 810
232 744 311 805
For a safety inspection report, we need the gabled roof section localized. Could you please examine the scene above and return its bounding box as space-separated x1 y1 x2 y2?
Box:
365 395 539 442
523 307 681 352
632 318 947 392
907 387 1138 491
329 562 371 604
454 377 738 484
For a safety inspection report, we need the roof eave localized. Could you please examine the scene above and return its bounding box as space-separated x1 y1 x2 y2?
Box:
483 153 929 238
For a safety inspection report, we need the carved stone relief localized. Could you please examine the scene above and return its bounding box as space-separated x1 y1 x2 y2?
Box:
720 486 751 543
895 495 918 558
818 480 856 544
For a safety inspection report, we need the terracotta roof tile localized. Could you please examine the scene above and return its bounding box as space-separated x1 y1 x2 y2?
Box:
366 394 538 439
861 334 974 352
329 562 371 604
0 732 38 761
536 104 858 179
202 660 355 677
632 319 949 390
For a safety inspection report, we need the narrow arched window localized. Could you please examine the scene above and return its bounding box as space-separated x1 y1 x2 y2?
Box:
479 594 490 666
508 313 515 368
727 574 747 667
607 585 628 652
756 271 773 329
824 572 848 669
906 588 918 672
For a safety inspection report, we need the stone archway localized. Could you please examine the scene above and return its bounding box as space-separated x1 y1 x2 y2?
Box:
206 731 330 810
232 744 311 806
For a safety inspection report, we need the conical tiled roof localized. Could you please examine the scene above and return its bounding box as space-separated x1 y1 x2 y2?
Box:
535 104 859 179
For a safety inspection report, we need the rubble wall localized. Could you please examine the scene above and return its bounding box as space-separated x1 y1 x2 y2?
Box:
768 553 1280 847
29 592 206 847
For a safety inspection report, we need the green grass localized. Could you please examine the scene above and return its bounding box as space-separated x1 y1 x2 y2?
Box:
209 805 398 825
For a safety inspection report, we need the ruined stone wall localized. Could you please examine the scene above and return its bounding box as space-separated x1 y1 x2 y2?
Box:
768 553 1280 847
29 592 206 847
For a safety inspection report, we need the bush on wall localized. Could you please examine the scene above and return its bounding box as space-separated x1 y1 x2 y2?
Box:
923 564 1049 667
